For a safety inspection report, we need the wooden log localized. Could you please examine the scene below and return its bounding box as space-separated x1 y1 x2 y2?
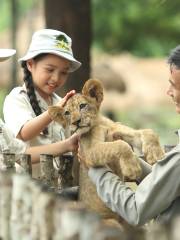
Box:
53 200 116 240
54 153 73 190
0 153 16 173
17 154 32 176
40 154 56 189
10 174 32 240
0 126 10 153
30 181 42 240
32 185 55 240
0 172 13 240
53 200 87 240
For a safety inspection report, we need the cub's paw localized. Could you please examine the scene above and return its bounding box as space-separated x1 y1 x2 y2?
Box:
141 129 165 165
143 144 165 165
120 154 142 180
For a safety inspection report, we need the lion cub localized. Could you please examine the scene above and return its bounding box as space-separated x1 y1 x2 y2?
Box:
48 79 164 223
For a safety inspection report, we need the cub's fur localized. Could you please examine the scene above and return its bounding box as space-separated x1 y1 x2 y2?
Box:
48 79 164 223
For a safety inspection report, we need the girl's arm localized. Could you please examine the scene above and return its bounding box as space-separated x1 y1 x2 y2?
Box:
18 90 75 141
25 133 79 163
18 110 51 141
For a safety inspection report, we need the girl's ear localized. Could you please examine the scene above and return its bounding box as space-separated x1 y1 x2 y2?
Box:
26 59 34 72
48 106 67 128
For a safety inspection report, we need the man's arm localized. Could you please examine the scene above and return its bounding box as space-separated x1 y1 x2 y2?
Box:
137 157 152 182
88 149 180 226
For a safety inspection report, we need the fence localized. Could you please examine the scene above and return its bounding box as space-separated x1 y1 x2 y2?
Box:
0 152 179 240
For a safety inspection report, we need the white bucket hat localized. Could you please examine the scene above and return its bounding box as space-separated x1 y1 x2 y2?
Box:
0 49 16 62
18 29 81 72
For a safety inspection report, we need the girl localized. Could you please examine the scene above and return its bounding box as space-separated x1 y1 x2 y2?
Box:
3 29 81 178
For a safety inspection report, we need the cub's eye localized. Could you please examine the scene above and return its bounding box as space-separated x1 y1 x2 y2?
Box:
79 103 87 110
64 110 70 116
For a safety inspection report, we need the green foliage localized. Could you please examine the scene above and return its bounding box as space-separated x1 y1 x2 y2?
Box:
1 0 179 57
0 0 36 32
92 0 180 56
0 89 8 119
0 1 11 32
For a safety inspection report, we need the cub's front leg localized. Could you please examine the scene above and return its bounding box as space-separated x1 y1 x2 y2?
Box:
138 129 165 165
82 140 142 180
109 123 165 165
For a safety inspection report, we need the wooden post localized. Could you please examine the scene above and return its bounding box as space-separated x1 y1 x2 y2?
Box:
0 153 16 173
53 200 85 240
40 154 56 189
54 154 73 190
53 200 104 240
30 183 55 240
17 154 32 176
39 189 56 240
0 172 13 240
10 174 32 240
30 181 42 240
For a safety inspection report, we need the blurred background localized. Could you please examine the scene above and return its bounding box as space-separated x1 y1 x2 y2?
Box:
0 0 180 145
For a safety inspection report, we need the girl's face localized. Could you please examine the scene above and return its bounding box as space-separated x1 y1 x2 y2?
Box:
167 65 180 113
26 54 71 100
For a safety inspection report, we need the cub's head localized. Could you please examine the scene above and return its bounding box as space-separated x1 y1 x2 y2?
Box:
48 79 103 135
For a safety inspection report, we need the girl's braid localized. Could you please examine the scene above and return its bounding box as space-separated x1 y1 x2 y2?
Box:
21 61 48 135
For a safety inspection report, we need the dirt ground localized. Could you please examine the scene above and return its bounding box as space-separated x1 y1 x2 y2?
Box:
92 53 171 112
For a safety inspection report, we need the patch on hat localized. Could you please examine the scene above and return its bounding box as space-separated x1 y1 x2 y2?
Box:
55 35 71 52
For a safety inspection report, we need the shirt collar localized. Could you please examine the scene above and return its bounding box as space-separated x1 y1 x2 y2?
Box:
22 83 60 108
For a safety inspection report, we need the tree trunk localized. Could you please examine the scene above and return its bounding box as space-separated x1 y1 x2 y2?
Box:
10 0 18 89
44 0 92 94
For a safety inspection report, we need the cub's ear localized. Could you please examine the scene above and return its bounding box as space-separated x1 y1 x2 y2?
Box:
48 106 67 128
82 79 103 108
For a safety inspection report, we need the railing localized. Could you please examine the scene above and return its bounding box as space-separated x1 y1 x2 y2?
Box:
0 152 179 240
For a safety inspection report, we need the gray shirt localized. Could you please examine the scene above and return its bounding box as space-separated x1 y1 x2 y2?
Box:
88 144 180 226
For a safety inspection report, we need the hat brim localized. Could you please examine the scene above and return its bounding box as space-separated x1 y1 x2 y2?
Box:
18 50 81 72
0 49 16 62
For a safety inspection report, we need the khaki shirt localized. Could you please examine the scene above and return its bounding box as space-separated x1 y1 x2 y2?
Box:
3 85 65 178
89 143 180 226
0 119 27 154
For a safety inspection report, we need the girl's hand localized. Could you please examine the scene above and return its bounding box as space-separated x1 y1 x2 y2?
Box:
56 90 76 108
65 133 80 153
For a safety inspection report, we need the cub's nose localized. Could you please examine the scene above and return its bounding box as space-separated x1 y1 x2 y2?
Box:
72 119 81 126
